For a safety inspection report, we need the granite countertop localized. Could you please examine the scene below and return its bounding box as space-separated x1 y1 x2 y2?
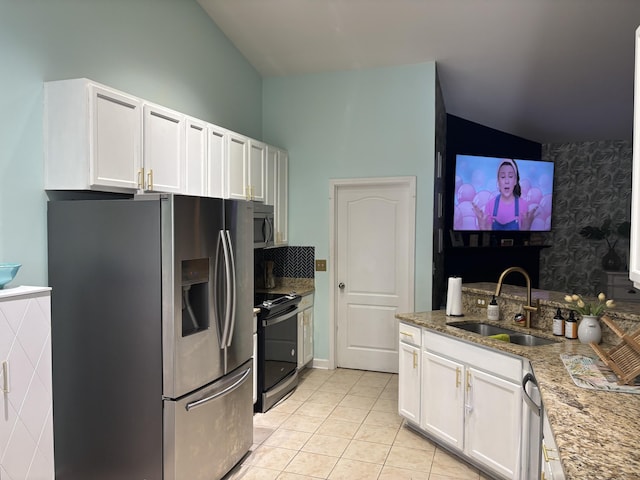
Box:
255 277 315 297
396 310 640 479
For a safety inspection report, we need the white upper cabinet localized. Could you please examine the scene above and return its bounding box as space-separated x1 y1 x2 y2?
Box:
185 117 208 197
45 78 143 191
44 78 286 206
630 26 640 287
265 146 278 206
265 145 289 245
226 132 250 200
143 103 185 193
275 149 289 245
207 124 227 199
249 139 266 202
225 134 266 201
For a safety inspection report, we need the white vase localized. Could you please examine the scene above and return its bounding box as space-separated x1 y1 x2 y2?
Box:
578 315 602 344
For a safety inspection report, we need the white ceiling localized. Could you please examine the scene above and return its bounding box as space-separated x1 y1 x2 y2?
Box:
197 0 640 144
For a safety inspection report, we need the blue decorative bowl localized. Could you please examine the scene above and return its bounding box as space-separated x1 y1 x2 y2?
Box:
0 263 21 289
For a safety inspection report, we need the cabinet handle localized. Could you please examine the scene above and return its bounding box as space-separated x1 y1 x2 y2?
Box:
137 168 144 189
400 331 414 339
412 351 417 369
147 169 153 190
455 367 461 388
466 370 471 392
245 185 251 200
542 442 559 462
1 360 9 394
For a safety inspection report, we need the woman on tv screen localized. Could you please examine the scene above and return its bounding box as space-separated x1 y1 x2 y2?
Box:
472 159 538 231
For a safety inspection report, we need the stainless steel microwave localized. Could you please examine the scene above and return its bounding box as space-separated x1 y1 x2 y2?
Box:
253 203 274 248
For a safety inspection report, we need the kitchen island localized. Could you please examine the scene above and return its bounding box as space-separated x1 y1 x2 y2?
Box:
397 293 640 479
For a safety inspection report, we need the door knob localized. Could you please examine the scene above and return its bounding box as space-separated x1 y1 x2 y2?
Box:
338 282 345 289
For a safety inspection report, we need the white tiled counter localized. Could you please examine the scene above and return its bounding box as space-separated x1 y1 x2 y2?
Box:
0 286 53 480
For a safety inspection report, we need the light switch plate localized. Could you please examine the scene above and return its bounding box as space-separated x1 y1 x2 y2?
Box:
315 259 327 271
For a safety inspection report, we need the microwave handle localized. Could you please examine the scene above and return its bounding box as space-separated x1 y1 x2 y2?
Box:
266 217 274 243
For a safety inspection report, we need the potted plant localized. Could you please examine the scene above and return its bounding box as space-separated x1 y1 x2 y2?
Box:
579 219 630 271
564 293 615 344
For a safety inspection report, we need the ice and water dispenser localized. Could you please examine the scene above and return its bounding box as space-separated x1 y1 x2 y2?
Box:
181 258 210 336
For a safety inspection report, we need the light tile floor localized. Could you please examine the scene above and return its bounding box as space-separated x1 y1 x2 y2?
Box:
224 368 491 480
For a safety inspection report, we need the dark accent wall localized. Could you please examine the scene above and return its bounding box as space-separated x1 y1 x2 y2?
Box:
539 141 632 295
444 115 542 239
432 68 448 309
435 115 543 305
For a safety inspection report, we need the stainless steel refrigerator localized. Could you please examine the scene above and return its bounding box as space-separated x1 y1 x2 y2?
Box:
48 194 254 480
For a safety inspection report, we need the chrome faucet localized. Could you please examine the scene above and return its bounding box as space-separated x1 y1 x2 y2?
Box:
495 266 540 328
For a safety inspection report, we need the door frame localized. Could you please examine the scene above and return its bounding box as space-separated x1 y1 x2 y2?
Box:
328 176 416 370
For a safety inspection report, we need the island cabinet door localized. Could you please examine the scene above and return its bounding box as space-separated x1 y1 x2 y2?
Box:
465 367 522 480
398 341 421 423
421 351 464 450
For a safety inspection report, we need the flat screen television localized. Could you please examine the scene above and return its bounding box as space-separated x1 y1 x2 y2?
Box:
453 154 554 232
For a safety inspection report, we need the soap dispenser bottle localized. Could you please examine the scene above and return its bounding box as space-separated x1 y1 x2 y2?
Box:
552 308 565 336
565 310 578 339
487 295 500 321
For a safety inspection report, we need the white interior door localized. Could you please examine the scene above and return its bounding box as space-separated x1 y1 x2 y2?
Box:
333 177 415 373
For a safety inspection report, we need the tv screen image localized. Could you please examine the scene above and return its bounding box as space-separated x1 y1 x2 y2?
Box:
453 154 554 232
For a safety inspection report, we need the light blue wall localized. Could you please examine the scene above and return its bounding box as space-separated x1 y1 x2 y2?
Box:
262 63 436 362
0 0 262 286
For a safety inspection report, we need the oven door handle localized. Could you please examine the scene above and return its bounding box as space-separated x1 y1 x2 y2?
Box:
185 366 251 411
522 372 541 416
262 307 300 328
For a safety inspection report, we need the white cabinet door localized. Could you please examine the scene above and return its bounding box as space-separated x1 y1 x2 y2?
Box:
302 306 314 366
185 117 207 196
465 367 522 479
297 295 314 369
630 26 640 287
542 410 566 480
226 132 249 200
143 103 185 193
265 146 278 206
207 124 227 199
422 351 464 449
398 341 421 424
249 139 266 202
44 79 143 191
0 288 53 480
275 150 289 245
92 85 143 190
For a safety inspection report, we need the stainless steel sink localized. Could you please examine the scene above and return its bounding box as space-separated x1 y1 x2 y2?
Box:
507 334 556 346
449 322 557 346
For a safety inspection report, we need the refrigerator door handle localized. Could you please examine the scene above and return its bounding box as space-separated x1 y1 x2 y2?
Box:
220 229 233 347
214 230 226 349
185 366 251 411
225 230 237 347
